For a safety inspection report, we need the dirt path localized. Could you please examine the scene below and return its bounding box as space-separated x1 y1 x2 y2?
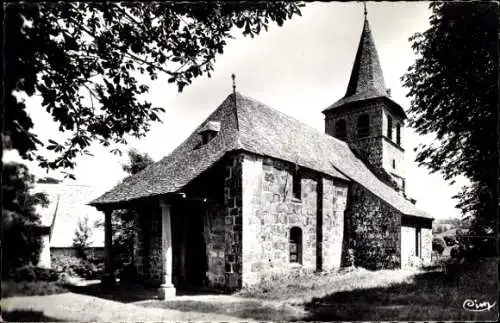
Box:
1 292 255 322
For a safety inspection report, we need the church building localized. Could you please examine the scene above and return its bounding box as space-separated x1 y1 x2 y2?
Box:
90 11 433 296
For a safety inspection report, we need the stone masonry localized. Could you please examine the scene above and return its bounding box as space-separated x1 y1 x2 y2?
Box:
223 154 243 290
130 151 431 290
321 178 349 271
344 182 401 270
325 100 406 193
241 153 348 286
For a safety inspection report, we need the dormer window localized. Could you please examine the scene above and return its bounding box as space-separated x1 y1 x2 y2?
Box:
198 121 220 145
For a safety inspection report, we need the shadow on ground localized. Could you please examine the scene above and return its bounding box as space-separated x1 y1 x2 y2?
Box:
2 310 65 322
137 299 303 321
300 259 498 321
66 282 226 303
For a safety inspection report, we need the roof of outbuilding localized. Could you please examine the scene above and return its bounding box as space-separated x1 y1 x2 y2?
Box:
34 183 104 248
90 93 430 219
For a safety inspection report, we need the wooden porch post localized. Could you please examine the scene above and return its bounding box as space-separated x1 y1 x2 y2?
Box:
159 199 176 298
101 209 115 285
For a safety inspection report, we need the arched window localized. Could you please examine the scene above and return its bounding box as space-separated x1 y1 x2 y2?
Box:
387 115 393 140
396 124 401 145
357 114 370 138
335 119 347 140
289 227 302 264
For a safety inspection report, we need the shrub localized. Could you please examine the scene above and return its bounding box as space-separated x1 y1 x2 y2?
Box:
2 280 67 298
6 265 59 282
51 255 103 279
443 235 457 246
432 238 446 255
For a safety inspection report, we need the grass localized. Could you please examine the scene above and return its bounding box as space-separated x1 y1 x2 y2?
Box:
3 258 497 321
237 266 420 305
1 280 67 298
235 257 498 321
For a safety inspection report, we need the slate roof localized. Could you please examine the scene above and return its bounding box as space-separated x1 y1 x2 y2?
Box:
34 183 104 247
90 93 430 219
323 16 406 117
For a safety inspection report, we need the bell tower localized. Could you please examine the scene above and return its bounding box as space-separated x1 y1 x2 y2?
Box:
323 8 407 193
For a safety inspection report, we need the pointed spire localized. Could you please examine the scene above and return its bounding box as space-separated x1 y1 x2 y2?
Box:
344 10 387 98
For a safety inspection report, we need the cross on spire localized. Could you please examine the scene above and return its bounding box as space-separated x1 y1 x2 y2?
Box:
231 73 236 94
363 2 367 16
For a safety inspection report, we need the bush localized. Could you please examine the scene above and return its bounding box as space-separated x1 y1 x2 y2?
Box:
443 235 457 246
51 255 103 280
5 265 60 282
2 280 67 298
432 238 446 255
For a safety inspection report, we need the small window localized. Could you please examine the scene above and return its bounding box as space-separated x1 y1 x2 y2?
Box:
396 124 401 145
202 132 216 145
392 159 396 169
415 227 421 257
357 114 370 138
292 167 301 200
289 227 302 264
387 115 393 140
335 119 347 140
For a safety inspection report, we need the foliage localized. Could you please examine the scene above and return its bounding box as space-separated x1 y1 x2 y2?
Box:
122 148 154 175
432 238 445 255
402 2 498 253
443 235 457 247
115 149 155 266
1 280 67 298
3 265 60 282
4 2 303 177
51 254 103 279
1 162 49 274
94 149 154 267
72 215 93 259
36 176 62 184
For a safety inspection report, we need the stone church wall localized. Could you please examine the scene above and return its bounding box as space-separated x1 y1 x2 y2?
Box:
241 153 317 286
344 182 401 269
321 178 349 271
240 153 347 286
222 154 243 290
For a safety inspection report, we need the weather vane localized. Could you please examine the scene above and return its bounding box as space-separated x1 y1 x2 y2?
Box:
363 2 367 16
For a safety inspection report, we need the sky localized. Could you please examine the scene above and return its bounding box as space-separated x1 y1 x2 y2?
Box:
5 2 467 220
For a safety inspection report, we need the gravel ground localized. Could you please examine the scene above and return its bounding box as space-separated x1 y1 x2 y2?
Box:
1 292 254 322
